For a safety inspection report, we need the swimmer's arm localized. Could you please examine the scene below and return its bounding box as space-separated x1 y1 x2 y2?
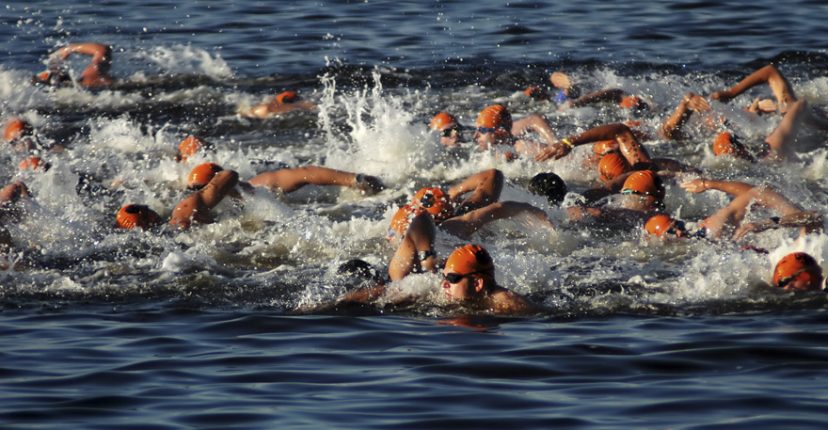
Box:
569 88 625 108
660 94 695 140
200 170 239 208
52 43 110 62
680 179 754 197
388 213 436 281
248 166 383 194
442 201 554 238
513 114 557 146
732 210 823 241
447 169 503 211
0 181 30 204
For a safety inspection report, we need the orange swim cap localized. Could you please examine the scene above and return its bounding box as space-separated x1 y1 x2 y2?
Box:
523 85 548 100
592 140 619 156
475 104 513 131
177 135 207 162
619 95 644 110
115 204 162 230
711 132 749 159
275 91 299 104
429 112 458 130
18 156 49 172
4 118 31 142
389 204 427 237
412 187 452 221
187 162 224 189
598 152 630 182
644 214 677 237
621 170 664 201
444 244 495 277
772 252 823 291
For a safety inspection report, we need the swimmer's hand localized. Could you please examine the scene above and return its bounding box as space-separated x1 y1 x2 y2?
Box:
732 221 768 241
353 174 385 195
710 91 733 103
679 178 708 194
534 141 571 162
685 93 711 112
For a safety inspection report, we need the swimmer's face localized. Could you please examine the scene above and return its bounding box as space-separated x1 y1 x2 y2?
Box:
441 271 478 301
438 124 463 147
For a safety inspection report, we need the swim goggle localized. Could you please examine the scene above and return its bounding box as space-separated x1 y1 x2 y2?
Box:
441 126 462 138
776 269 807 289
443 271 484 284
475 126 503 134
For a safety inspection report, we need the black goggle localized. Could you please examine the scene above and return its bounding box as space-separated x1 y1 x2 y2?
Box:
475 126 499 134
443 271 483 284
776 269 807 289
441 127 462 138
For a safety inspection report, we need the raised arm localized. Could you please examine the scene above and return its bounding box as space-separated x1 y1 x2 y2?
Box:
388 212 437 281
660 93 711 140
699 184 815 239
535 123 651 165
710 64 797 111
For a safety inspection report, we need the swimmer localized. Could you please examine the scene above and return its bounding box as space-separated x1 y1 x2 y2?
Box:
527 172 568 206
33 43 113 88
18 156 51 172
663 91 814 161
238 90 316 118
679 178 822 240
549 71 649 111
535 123 695 181
473 104 558 157
522 85 550 101
771 252 824 292
567 170 667 228
711 64 798 115
391 173 554 241
429 112 465 147
170 169 240 230
176 135 212 162
441 244 540 315
115 204 163 230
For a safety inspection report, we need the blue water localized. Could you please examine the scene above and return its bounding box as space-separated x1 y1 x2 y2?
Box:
2 1 828 428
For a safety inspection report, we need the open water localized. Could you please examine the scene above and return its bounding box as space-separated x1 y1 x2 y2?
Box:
2 1 828 428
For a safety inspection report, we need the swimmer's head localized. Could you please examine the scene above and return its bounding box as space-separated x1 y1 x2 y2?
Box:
621 170 665 202
18 156 50 172
528 172 567 206
592 139 619 156
429 112 463 147
523 85 549 101
4 118 32 143
336 259 385 286
442 244 496 301
176 135 210 162
275 91 299 104
598 152 631 183
772 252 823 291
712 132 750 160
412 187 452 221
115 204 162 230
644 214 687 238
619 95 648 111
474 104 512 149
187 162 224 190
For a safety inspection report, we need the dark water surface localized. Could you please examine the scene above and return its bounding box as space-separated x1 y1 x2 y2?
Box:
2 1 828 428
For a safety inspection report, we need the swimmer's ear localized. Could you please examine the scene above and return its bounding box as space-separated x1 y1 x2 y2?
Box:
473 277 485 293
